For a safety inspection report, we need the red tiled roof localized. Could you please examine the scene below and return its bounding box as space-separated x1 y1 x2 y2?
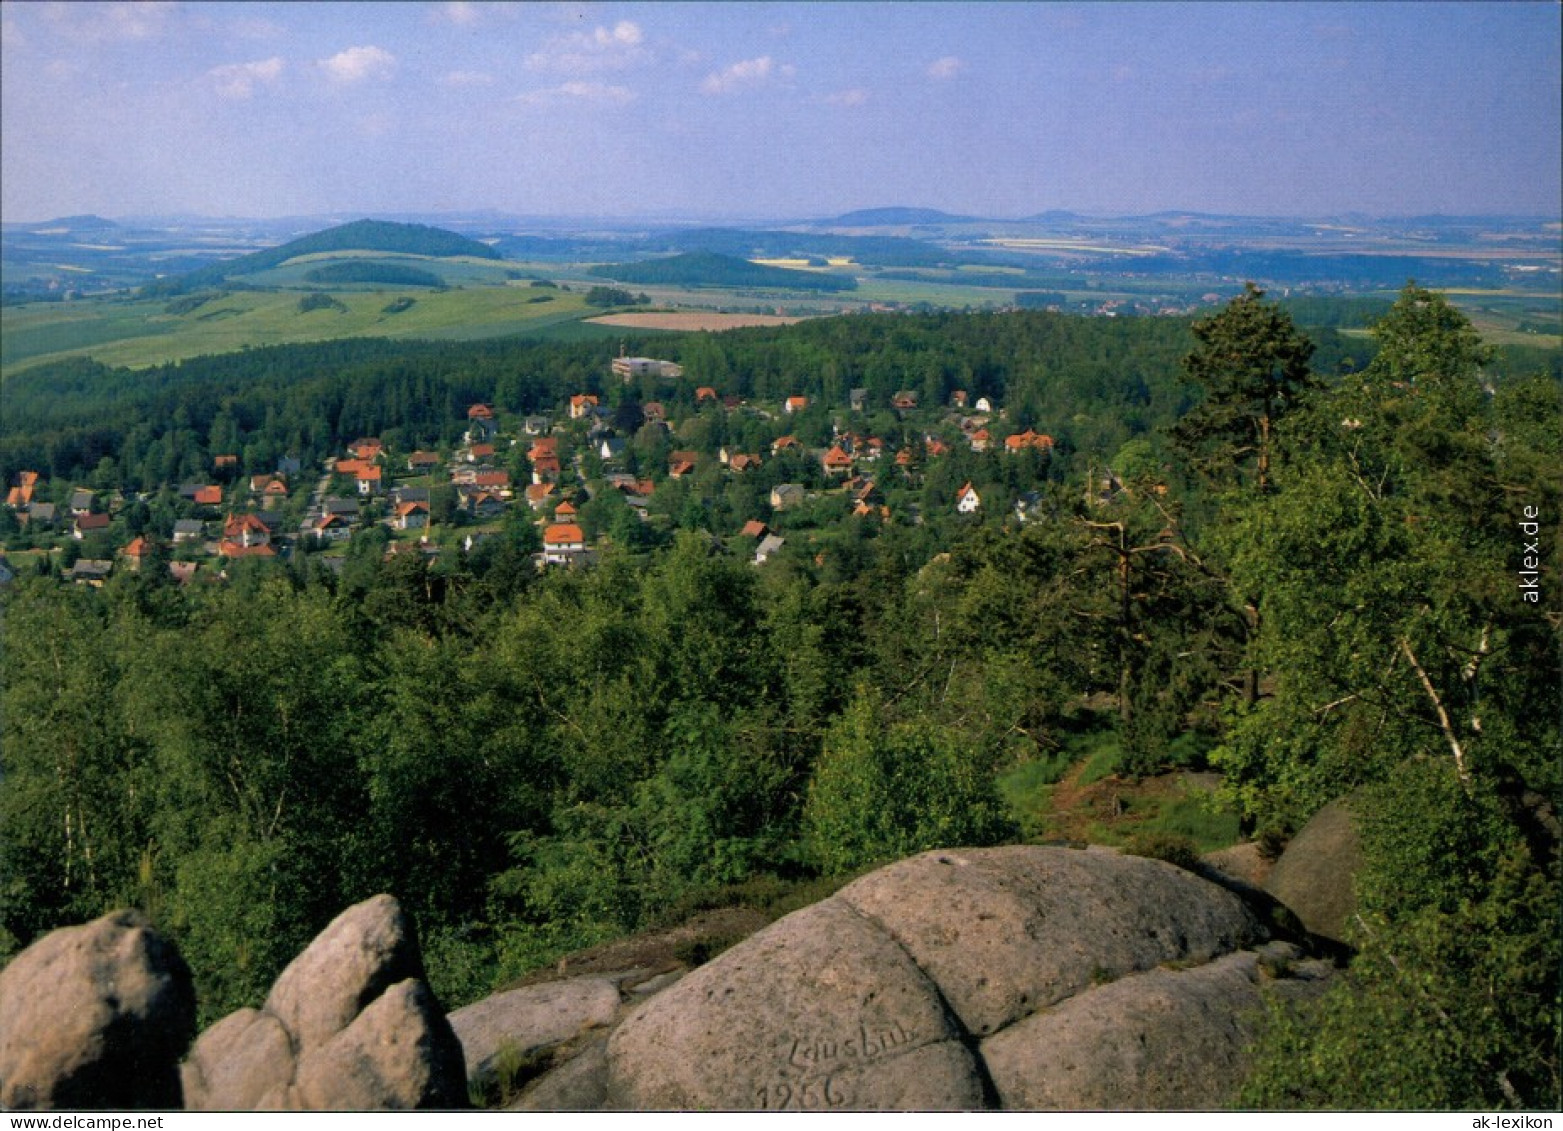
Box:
193 486 223 506
543 523 584 545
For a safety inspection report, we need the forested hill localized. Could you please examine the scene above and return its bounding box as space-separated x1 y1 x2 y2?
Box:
588 251 857 292
141 219 500 296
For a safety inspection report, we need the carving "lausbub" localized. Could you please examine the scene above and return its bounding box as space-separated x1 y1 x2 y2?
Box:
787 1020 916 1071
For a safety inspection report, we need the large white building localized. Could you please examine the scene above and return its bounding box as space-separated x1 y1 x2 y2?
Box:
612 356 684 381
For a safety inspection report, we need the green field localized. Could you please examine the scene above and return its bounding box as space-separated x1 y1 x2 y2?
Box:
1 282 603 375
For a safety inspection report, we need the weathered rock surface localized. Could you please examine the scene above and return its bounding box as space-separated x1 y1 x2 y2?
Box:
836 846 1262 1036
181 895 466 1111
577 846 1311 1111
1264 797 1363 945
608 896 984 1110
448 976 621 1095
982 943 1331 1110
0 909 196 1110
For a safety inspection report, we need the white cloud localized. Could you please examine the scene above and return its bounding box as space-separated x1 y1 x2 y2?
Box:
515 81 635 106
700 56 795 96
526 20 646 73
209 57 285 99
320 45 396 84
822 88 869 107
926 55 964 80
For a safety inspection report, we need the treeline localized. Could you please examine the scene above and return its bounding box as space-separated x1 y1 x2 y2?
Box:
302 262 446 288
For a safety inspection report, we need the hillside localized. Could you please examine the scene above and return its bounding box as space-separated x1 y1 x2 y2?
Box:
142 219 500 296
588 251 857 292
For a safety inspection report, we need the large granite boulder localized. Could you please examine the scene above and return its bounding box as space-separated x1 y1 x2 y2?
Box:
0 910 196 1110
448 976 622 1099
1264 797 1364 945
586 846 1324 1111
181 895 467 1110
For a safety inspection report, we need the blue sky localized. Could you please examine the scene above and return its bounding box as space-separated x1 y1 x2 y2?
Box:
2 1 1559 222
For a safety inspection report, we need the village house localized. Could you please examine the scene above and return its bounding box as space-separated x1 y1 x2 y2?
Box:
771 435 801 456
173 518 206 544
784 395 808 415
465 404 497 444
1004 429 1055 453
393 501 430 531
642 402 667 425
849 388 869 412
70 559 113 587
407 450 442 473
220 512 273 553
24 502 57 530
121 536 153 571
349 438 384 462
72 512 111 540
308 513 353 543
524 483 554 511
542 522 587 566
956 482 982 514
523 415 551 436
770 483 805 510
569 394 599 420
822 445 854 477
668 450 699 478
754 533 786 565
695 386 719 404
6 471 41 509
727 453 762 473
214 454 238 472
69 489 96 517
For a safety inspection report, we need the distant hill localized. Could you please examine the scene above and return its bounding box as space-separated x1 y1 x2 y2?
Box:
20 215 120 232
141 219 500 296
827 207 980 226
588 251 857 293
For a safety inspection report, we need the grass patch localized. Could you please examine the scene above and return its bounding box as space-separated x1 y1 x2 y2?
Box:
1074 729 1125 785
1137 790 1241 853
997 748 1074 839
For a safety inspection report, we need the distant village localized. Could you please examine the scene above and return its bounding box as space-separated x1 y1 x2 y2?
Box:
0 352 1089 590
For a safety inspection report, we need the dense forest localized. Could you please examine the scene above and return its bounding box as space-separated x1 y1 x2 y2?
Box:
1 287 1558 1108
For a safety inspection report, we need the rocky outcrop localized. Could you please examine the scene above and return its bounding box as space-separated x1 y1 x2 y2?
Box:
1264 797 1364 945
448 976 622 1099
0 910 196 1110
181 895 467 1110
491 845 1331 1112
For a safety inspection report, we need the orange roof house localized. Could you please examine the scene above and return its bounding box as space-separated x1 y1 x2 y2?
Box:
468 403 495 419
569 394 599 419
822 445 854 475
1004 429 1055 453
784 396 808 414
695 386 718 403
193 485 224 506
